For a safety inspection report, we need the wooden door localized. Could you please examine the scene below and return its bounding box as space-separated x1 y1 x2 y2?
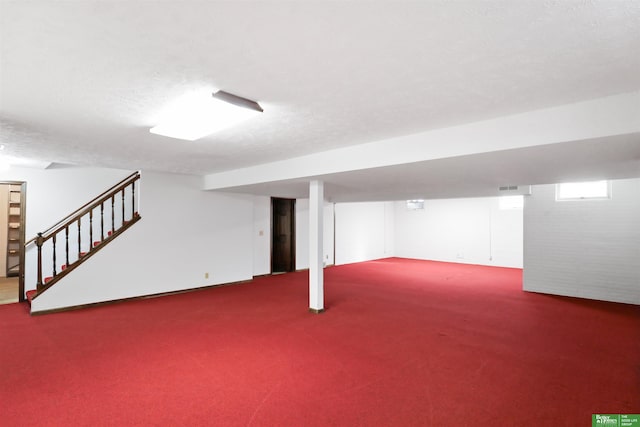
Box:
271 198 295 273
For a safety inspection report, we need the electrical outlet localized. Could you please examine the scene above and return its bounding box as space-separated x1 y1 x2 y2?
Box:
205 272 209 279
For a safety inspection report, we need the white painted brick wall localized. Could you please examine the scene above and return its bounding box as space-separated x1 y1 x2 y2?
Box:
523 178 640 305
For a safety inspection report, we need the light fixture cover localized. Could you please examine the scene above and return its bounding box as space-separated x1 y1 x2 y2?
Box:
150 90 262 141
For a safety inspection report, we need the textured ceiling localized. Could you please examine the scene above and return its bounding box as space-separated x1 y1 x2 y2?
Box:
1 0 639 178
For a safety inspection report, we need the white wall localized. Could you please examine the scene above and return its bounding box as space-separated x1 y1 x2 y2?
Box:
394 197 523 268
334 201 394 265
252 196 271 276
523 179 640 305
0 167 256 312
324 203 335 266
295 199 308 270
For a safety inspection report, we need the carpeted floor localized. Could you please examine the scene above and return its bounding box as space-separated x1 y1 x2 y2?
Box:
1 258 638 426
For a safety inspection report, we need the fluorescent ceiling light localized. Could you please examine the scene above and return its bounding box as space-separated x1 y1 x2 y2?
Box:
150 90 263 141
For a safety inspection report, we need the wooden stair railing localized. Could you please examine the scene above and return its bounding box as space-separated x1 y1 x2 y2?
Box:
26 172 142 301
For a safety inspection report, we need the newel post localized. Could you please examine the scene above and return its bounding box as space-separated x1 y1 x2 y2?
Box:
36 232 44 290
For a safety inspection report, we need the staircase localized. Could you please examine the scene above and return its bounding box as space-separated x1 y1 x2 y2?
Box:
25 172 141 304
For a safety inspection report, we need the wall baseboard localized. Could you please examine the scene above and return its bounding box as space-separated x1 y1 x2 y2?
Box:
30 279 253 316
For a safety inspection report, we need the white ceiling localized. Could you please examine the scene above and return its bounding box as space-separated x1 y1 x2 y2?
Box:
1 1 639 200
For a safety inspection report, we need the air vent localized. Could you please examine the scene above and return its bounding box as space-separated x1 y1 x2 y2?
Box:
497 185 532 195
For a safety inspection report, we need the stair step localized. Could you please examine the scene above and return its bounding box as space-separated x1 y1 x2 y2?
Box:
108 230 113 237
80 252 87 257
26 290 37 302
61 264 70 271
44 276 53 284
93 241 101 247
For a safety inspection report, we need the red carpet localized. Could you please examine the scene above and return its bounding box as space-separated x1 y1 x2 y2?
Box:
1 258 638 426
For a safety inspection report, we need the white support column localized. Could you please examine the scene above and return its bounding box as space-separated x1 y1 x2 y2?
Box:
309 180 324 313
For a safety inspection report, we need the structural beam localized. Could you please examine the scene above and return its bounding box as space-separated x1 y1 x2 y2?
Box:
203 91 640 191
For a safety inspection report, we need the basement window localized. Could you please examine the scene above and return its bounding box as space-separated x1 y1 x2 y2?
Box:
499 195 524 210
406 199 424 210
556 180 610 200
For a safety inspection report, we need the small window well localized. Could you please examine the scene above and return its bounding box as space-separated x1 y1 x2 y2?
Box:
556 181 610 200
406 199 424 210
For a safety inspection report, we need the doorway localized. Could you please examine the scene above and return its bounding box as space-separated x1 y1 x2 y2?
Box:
0 181 26 304
271 198 295 273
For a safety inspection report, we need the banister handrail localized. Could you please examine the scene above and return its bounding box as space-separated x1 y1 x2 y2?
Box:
35 176 139 245
25 171 140 246
27 171 142 297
